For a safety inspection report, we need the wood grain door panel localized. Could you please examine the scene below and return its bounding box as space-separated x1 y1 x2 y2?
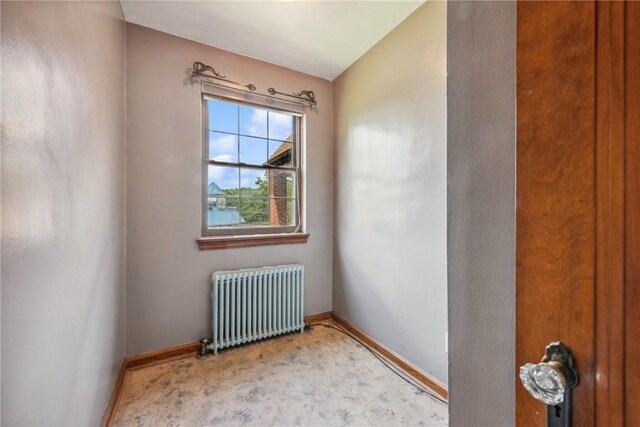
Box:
625 2 640 425
516 1 638 425
516 2 596 425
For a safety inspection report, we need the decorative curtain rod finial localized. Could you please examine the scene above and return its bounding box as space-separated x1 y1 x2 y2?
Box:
295 90 316 102
192 61 256 92
268 88 317 107
192 61 226 79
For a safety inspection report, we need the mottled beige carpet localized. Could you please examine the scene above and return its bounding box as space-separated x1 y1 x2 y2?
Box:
114 322 448 426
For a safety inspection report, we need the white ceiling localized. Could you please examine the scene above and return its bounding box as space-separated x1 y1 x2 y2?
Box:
120 1 424 81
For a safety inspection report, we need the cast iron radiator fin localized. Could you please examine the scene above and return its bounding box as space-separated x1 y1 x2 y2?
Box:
210 264 305 354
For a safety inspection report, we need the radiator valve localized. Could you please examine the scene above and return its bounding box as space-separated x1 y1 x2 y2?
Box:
198 338 212 359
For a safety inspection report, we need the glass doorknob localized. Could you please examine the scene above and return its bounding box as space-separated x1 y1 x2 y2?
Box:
520 361 568 405
519 342 579 405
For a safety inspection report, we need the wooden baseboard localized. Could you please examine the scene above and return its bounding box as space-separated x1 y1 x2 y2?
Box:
126 341 201 370
101 358 127 427
304 311 332 323
331 312 449 400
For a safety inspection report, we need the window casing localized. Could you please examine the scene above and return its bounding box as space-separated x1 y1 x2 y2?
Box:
202 94 303 237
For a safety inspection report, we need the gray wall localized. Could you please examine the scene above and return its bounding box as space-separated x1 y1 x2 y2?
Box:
447 1 516 426
332 1 448 383
125 24 334 356
1 2 126 425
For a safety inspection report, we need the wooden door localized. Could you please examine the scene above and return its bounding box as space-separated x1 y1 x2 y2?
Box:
516 1 639 425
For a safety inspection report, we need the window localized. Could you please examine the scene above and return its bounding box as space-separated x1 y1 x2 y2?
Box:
202 96 303 239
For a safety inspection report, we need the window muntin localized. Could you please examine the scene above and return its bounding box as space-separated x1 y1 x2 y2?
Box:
203 96 301 236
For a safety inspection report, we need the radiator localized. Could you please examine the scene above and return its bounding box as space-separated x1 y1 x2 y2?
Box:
209 264 305 354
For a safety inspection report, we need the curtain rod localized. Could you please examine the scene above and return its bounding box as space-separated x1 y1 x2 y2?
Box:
191 61 317 108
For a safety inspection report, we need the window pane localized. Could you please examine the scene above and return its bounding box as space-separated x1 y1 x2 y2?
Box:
239 105 268 138
268 111 293 141
209 132 238 162
286 199 296 225
269 198 296 226
267 139 293 167
207 165 240 228
240 168 268 197
208 165 239 194
208 197 242 228
239 136 268 166
269 170 295 199
209 99 238 134
239 198 269 226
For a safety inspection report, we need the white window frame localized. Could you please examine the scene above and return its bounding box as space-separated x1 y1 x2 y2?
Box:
201 92 304 237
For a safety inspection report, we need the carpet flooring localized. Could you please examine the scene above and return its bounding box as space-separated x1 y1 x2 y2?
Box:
113 322 448 426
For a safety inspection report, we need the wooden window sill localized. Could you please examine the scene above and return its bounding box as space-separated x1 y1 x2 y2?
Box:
197 233 309 250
